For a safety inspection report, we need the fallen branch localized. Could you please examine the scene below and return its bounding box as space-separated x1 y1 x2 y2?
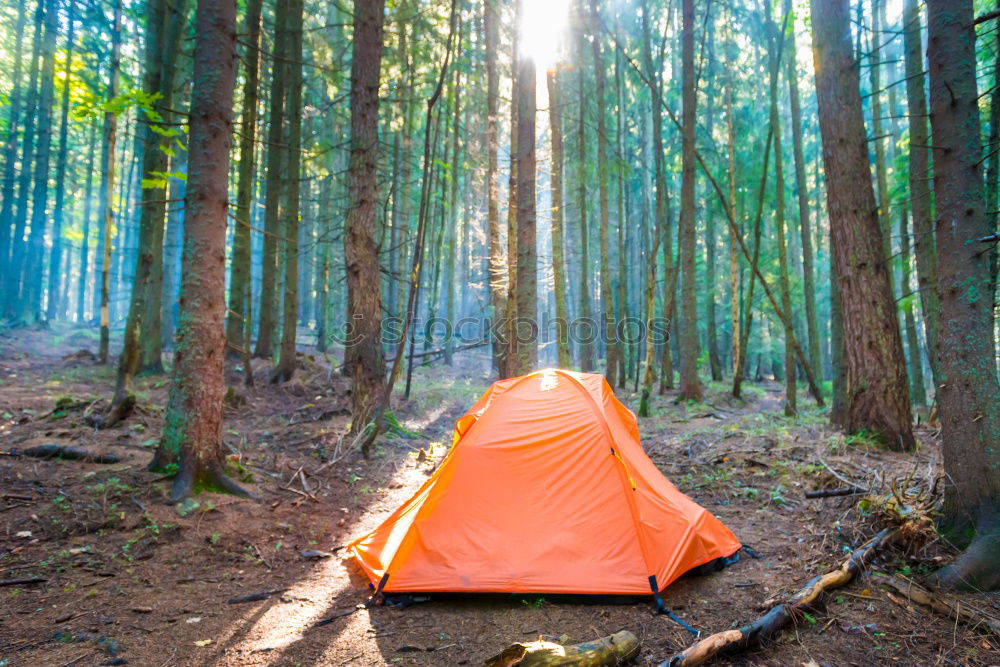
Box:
883 576 1000 638
7 445 121 464
227 589 287 604
661 528 898 666
484 631 640 667
805 487 867 499
0 577 46 587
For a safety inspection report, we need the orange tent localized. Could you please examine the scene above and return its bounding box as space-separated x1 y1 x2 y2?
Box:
349 369 741 596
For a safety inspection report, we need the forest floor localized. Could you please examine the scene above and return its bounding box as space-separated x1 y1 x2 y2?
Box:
1 323 998 667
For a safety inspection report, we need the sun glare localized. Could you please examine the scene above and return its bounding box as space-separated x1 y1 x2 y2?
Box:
520 0 572 70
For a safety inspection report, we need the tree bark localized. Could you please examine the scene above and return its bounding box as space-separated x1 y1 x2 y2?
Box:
345 0 388 442
512 11 536 376
677 0 702 401
484 0 506 375
926 0 1000 591
548 70 572 369
0 0 29 295
46 0 75 322
153 0 249 502
902 0 940 387
590 1 618 387
576 7 594 372
811 0 914 450
274 0 304 382
254 0 290 359
785 17 821 387
98 1 123 363
20 0 58 324
768 3 795 415
4 1 43 319
77 120 98 322
225 0 262 356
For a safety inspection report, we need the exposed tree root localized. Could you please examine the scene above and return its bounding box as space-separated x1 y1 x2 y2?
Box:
883 576 1000 637
661 528 898 666
932 528 1000 592
169 460 256 504
484 631 640 667
90 393 135 429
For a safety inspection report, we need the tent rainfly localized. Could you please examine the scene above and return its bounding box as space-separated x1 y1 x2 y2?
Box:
349 369 741 597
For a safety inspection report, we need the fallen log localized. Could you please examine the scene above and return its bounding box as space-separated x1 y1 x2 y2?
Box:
484 631 640 667
804 487 866 499
8 445 121 464
661 528 898 667
0 577 46 587
883 576 1000 638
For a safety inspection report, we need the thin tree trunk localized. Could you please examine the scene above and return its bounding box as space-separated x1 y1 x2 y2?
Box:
902 0 940 388
590 0 618 387
925 0 1000 592
46 0 75 321
576 6 594 372
867 0 891 262
154 0 249 502
677 0 701 401
0 0 29 292
547 70 571 369
21 0 58 323
225 0 262 355
4 1 43 318
786 16 821 386
444 58 462 366
254 0 290 359
77 120 97 323
484 0 506 375
768 3 795 415
275 0 304 382
512 6 536 376
345 0 388 444
811 0 914 450
99 0 123 364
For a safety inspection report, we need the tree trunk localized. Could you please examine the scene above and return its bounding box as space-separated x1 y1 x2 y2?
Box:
4 1 43 319
77 120 97 322
139 0 188 371
225 0 262 356
99 0 123 364
576 9 594 373
20 0 58 324
768 4 795 415
677 0 701 402
785 17 821 386
153 0 249 503
640 0 669 398
590 1 618 387
345 0 388 442
547 70 572 369
902 0 940 388
925 0 1000 592
254 0 290 359
867 0 892 263
274 0 304 382
0 0 29 295
46 0 75 322
811 0 914 450
484 0 506 375
512 16 536 376
444 59 462 366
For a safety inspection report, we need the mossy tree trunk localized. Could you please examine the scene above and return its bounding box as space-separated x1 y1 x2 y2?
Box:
547 70 572 369
153 0 250 503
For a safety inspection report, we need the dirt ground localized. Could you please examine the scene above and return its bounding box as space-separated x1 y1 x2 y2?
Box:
1 324 998 667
